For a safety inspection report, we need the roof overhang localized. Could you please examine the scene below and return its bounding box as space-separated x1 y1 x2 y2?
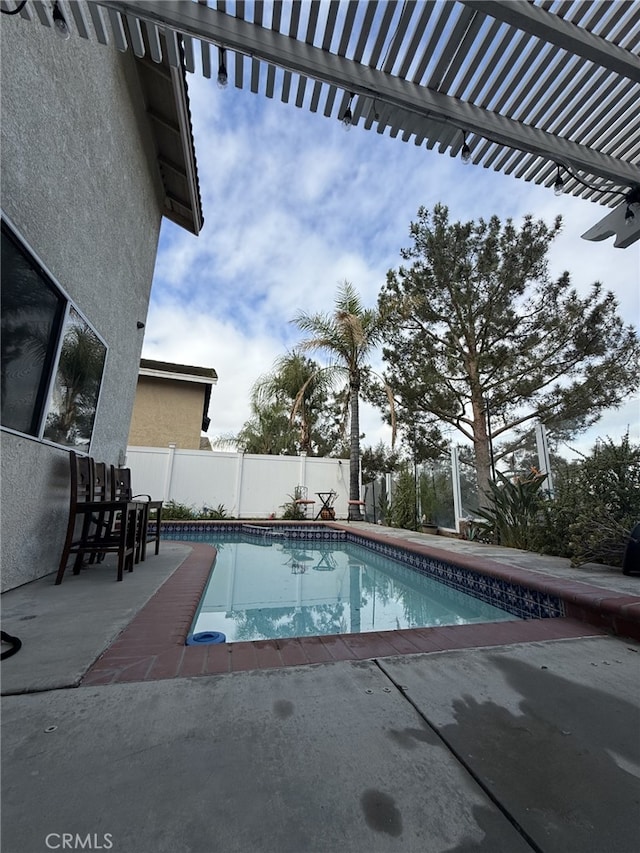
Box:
139 359 218 385
130 23 204 235
8 0 204 235
132 19 204 235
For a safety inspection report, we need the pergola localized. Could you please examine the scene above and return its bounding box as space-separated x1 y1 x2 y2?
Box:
9 0 640 246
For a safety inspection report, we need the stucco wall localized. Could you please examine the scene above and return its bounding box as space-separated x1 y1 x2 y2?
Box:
128 377 206 450
1 17 164 591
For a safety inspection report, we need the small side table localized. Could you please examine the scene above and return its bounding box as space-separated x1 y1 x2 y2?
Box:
315 491 337 520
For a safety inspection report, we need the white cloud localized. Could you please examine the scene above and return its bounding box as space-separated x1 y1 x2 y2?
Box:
142 298 283 439
143 72 640 457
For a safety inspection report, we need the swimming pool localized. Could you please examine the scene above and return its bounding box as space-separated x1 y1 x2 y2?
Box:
162 524 558 643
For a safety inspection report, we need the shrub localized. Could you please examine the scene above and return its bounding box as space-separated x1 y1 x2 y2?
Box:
475 470 547 550
524 434 639 567
389 468 418 531
162 500 198 520
280 487 307 520
377 489 391 526
200 503 229 520
457 435 639 567
163 501 231 521
558 435 640 566
531 460 579 559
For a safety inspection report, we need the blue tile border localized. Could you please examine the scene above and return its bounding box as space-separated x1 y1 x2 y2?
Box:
344 530 565 620
161 521 348 541
160 522 565 621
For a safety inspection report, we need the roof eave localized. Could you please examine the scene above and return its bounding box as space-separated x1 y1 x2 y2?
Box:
168 55 204 236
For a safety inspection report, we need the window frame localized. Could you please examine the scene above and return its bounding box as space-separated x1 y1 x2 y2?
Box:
1 212 109 454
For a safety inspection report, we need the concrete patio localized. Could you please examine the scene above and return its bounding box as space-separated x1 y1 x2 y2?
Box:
1 528 639 853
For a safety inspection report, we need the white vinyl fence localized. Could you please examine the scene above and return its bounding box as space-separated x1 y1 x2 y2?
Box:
125 446 352 519
127 423 555 527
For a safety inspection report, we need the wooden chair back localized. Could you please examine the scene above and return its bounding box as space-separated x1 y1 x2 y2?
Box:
93 461 111 502
112 467 133 501
55 453 137 584
72 451 94 505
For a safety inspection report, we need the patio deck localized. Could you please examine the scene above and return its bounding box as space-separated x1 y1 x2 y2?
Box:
2 524 639 853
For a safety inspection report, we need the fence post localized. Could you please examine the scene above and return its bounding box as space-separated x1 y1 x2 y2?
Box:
451 446 463 532
298 452 308 489
385 473 393 520
371 480 377 524
535 421 555 498
234 452 245 518
163 444 177 502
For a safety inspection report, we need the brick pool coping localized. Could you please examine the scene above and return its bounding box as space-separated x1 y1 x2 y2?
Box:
82 525 640 686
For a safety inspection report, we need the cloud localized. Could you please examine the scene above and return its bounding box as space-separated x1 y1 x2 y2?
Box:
144 71 640 456
142 297 283 438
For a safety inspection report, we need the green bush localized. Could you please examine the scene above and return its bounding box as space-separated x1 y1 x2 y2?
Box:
546 435 640 566
162 500 199 520
163 500 231 520
475 470 547 550
280 487 308 521
200 503 229 520
531 461 579 559
377 490 391 526
390 469 418 531
459 435 639 567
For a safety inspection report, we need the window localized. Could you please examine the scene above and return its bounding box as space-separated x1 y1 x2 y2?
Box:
1 218 107 450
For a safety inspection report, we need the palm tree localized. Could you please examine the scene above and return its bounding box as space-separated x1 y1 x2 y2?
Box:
252 351 332 454
293 281 394 519
234 399 298 455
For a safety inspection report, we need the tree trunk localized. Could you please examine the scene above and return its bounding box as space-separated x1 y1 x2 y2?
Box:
471 393 492 508
467 352 492 509
300 409 312 454
348 375 362 519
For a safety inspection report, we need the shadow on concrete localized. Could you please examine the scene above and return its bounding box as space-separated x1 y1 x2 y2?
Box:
437 654 640 853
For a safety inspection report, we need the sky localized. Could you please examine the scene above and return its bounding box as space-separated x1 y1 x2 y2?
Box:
142 65 640 461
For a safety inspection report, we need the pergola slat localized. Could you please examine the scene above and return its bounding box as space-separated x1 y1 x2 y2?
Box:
41 0 640 214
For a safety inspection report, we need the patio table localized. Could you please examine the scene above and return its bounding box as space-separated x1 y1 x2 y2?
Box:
315 491 337 520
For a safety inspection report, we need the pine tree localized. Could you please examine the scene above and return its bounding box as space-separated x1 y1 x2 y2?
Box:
379 204 639 503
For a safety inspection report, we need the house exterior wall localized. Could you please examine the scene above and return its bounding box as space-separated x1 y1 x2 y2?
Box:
128 377 206 450
1 18 164 591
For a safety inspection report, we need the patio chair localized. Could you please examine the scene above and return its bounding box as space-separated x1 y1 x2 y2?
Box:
55 452 139 584
112 466 163 561
293 485 315 518
88 462 152 567
347 485 369 522
86 460 112 565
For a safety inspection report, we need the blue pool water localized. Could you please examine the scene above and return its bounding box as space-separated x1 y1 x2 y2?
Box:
165 528 518 643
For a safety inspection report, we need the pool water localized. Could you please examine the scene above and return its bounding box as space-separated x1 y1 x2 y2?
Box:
174 533 517 643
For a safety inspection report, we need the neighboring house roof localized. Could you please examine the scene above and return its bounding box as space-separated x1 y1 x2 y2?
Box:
138 359 217 433
139 359 218 383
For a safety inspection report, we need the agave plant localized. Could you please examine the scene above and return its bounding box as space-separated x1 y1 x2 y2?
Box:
475 470 548 549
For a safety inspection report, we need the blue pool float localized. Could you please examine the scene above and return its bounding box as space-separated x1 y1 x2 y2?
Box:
186 631 226 645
